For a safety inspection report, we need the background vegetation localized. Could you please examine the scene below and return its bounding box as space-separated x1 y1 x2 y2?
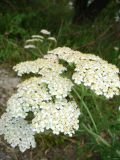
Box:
0 0 120 159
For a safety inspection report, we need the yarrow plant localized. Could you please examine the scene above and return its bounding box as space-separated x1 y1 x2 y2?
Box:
0 47 120 152
24 29 57 57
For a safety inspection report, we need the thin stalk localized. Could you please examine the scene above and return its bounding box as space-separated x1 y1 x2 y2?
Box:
73 87 98 133
56 20 64 44
82 123 111 147
92 94 103 118
37 48 44 57
47 42 52 52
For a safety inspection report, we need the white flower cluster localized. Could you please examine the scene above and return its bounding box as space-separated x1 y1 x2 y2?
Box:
6 76 73 119
1 46 119 152
32 99 80 136
49 47 120 99
13 58 66 76
41 75 73 99
114 46 119 52
0 51 80 152
31 35 44 39
6 77 51 118
24 44 36 49
0 113 36 152
40 29 51 35
0 78 78 151
48 37 57 42
26 38 43 43
24 29 56 49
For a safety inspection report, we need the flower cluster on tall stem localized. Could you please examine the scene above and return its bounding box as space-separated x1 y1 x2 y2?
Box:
0 47 119 152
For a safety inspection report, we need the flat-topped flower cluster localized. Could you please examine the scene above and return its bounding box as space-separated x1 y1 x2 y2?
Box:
24 29 56 49
0 47 120 152
49 47 120 98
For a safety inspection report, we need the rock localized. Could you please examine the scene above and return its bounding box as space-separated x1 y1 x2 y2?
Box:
0 66 20 113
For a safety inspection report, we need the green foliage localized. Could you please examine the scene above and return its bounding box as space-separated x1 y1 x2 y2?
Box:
0 13 27 37
70 82 120 159
0 35 25 63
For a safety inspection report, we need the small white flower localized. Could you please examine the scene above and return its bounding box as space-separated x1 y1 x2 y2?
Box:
31 35 44 39
40 29 51 35
24 44 36 49
26 39 43 43
48 37 57 42
114 47 119 51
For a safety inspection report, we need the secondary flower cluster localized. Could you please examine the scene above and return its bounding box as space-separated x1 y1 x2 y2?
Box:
32 99 80 136
24 29 56 49
13 58 66 76
0 47 119 152
49 47 120 99
0 113 36 152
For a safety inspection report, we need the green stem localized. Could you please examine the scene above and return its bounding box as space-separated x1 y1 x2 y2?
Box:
56 20 63 44
92 95 103 118
73 87 98 133
82 123 111 147
37 48 44 57
47 42 52 52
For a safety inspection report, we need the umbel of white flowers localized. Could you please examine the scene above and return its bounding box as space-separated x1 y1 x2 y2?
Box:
0 47 120 152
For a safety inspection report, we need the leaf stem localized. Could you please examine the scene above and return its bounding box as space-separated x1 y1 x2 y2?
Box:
82 123 111 147
73 87 98 133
